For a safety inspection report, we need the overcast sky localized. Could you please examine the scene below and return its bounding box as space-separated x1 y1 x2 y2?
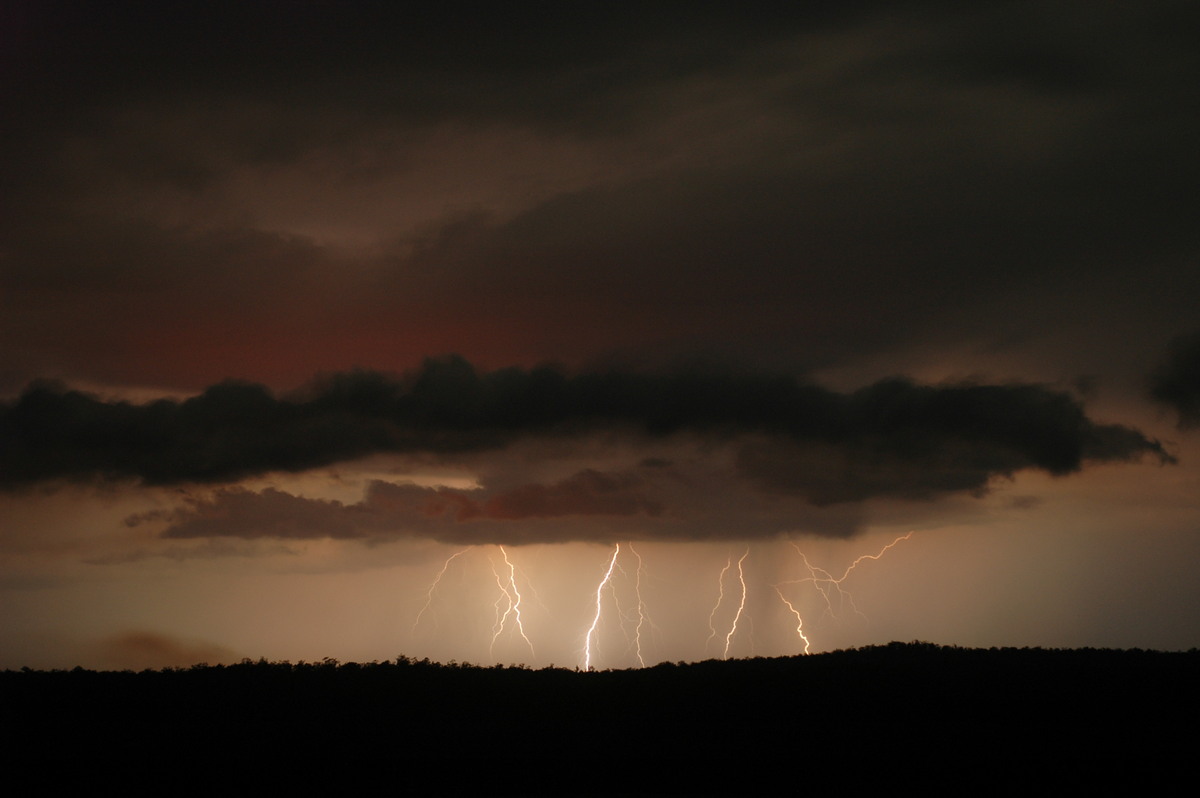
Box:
3 2 1199 670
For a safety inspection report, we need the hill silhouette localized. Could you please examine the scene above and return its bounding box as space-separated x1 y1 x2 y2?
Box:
4 642 1195 794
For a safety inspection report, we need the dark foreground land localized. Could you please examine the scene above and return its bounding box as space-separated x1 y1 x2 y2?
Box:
4 642 1197 794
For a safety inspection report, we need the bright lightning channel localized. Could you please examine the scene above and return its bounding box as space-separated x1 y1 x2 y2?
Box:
722 548 750 660
629 544 650 668
411 548 470 635
490 545 535 660
705 552 735 655
773 531 915 652
583 543 621 671
774 586 811 654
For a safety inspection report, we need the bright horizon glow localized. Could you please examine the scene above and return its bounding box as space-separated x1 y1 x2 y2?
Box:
6 515 1200 672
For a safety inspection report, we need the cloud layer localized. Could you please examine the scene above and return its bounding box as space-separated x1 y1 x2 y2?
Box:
4 3 1199 393
134 469 665 546
2 358 1168 494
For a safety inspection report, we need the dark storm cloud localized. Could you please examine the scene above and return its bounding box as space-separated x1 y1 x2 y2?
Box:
3 2 866 193
2 218 326 295
141 469 663 544
378 0 1200 372
481 469 663 521
362 470 662 524
736 379 1176 506
1 359 1170 495
136 487 373 541
1150 331 1200 428
4 2 1199 393
0 217 339 391
10 2 1197 207
16 2 1185 133
3 3 878 120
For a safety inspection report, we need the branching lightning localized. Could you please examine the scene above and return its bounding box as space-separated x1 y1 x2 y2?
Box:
490 545 536 659
704 547 751 659
579 543 659 670
408 534 914 667
773 531 915 653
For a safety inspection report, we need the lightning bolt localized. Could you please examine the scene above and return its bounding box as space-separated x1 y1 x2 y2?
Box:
781 548 843 620
705 552 735 655
411 535 910 667
490 545 535 660
774 531 914 652
722 548 750 660
839 531 914 577
411 548 470 635
774 586 811 655
629 544 650 668
583 543 621 671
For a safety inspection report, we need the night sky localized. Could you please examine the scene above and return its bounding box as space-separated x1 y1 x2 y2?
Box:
4 2 1200 671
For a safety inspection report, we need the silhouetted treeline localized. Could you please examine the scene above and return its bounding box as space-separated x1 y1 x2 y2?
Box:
4 643 1197 795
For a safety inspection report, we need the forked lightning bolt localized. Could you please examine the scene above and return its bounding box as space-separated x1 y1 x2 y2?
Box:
410 535 911 666
774 531 914 652
705 547 750 659
490 545 536 659
581 543 659 670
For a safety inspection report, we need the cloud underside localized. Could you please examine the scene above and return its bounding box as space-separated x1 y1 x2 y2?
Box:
5 358 1171 542
136 473 668 546
1150 330 1200 428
